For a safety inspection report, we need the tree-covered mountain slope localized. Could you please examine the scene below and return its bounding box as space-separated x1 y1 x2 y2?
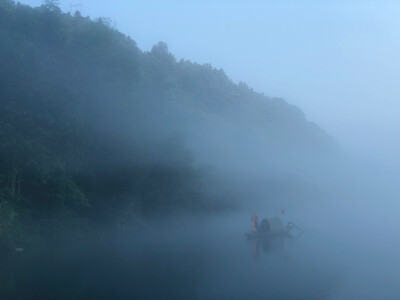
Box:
0 0 334 245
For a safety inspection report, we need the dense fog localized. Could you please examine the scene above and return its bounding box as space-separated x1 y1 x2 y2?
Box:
1 1 400 299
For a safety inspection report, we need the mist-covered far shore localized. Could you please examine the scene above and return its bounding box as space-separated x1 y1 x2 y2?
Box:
0 0 339 248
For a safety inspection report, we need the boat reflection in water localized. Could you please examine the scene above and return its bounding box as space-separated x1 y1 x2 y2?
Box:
252 235 288 260
246 217 303 260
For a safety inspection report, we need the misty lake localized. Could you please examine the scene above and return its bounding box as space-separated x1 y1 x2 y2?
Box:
2 207 400 300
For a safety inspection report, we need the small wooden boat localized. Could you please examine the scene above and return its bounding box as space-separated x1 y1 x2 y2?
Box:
245 217 303 239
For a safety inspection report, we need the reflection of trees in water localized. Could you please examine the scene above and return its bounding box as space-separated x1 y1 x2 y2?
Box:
0 253 17 298
0 239 207 300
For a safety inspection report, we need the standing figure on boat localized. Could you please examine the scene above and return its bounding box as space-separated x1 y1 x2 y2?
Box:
251 213 259 232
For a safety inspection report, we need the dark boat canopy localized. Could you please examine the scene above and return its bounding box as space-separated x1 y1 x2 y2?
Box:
259 217 286 234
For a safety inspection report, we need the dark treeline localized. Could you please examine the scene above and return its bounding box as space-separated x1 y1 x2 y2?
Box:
0 0 334 248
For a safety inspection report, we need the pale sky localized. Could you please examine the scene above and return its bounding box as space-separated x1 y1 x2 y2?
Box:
16 0 400 168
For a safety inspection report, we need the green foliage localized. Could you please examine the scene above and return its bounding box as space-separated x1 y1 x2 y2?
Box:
0 1 333 244
0 199 14 235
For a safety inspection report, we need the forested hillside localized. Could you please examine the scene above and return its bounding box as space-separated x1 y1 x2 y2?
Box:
0 0 334 248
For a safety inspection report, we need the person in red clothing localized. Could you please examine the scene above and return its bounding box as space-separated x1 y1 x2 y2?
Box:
251 214 259 232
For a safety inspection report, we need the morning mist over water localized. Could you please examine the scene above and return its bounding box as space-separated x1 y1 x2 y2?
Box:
1 0 400 299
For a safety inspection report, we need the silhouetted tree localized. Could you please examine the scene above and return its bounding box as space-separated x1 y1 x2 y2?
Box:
43 0 60 11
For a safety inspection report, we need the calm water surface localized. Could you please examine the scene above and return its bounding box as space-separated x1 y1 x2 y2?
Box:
2 207 400 300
